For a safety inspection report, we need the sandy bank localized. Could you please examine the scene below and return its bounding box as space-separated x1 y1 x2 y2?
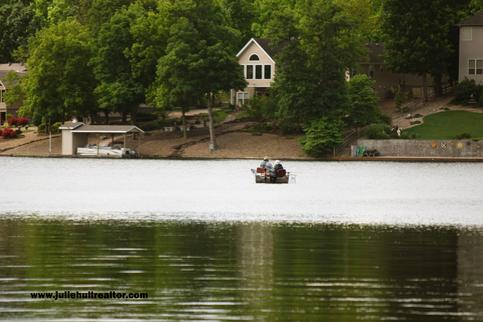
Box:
0 122 311 160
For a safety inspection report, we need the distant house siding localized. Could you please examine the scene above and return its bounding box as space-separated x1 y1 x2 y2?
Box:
357 64 431 98
233 39 277 107
238 41 275 88
459 26 483 83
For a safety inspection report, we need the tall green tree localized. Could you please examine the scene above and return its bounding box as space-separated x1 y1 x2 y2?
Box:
150 0 245 148
265 0 354 130
3 71 25 109
128 1 167 93
22 19 96 125
221 0 255 47
91 4 145 123
0 1 37 62
86 0 133 33
382 0 471 99
149 6 201 139
347 74 379 128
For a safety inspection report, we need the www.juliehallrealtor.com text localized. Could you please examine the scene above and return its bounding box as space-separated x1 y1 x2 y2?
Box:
31 291 148 301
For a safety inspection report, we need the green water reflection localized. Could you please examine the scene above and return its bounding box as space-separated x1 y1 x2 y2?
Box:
0 219 482 321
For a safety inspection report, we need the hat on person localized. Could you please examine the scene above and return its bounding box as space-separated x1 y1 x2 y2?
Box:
263 156 269 161
274 160 281 165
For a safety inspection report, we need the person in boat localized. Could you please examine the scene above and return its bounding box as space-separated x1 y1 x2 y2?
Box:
271 160 284 182
269 160 283 183
260 156 273 172
273 160 284 173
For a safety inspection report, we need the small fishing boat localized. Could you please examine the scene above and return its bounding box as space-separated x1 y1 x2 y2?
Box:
251 167 291 184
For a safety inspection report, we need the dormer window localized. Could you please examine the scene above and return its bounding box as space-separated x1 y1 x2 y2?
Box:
249 54 260 61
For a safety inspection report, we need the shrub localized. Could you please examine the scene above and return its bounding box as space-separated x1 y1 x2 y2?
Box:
136 120 162 131
2 127 17 139
278 119 303 134
365 123 391 139
245 95 276 121
301 117 344 157
16 117 30 127
378 114 392 125
347 74 380 127
136 111 158 122
7 116 15 126
51 122 62 134
454 79 481 104
7 116 29 127
37 123 46 133
454 133 472 139
212 110 228 124
399 131 416 139
31 113 42 126
0 129 3 136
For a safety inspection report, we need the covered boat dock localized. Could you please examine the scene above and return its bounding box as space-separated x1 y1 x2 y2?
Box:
59 121 144 156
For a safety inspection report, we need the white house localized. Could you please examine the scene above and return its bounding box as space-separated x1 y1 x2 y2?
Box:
231 38 276 107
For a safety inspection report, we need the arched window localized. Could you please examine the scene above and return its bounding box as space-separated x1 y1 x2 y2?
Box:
249 54 260 61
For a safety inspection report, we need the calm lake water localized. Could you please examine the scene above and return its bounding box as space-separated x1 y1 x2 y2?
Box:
1 157 483 321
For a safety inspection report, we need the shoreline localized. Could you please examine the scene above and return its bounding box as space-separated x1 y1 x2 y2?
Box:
1 153 482 162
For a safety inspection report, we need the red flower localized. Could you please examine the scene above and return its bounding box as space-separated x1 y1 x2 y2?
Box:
2 127 17 139
17 117 29 126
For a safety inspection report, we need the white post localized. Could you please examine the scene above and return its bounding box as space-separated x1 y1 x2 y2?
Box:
49 130 52 154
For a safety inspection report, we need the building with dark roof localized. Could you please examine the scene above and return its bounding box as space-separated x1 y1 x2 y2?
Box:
231 38 276 107
59 121 144 156
232 38 437 104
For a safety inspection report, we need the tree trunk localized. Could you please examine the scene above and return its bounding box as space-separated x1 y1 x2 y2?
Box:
130 110 137 124
182 109 187 139
207 92 216 151
433 74 443 97
104 111 110 124
122 111 127 123
422 74 428 102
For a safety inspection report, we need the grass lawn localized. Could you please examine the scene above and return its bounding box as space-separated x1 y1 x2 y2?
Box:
404 110 483 140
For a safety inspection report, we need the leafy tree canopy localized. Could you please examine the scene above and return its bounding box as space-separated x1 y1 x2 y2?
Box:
0 1 37 62
347 74 380 127
22 19 96 123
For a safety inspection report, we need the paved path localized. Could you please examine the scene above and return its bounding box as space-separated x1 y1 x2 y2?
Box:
0 128 60 153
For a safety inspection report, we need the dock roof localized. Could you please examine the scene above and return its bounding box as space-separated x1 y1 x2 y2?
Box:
60 122 144 134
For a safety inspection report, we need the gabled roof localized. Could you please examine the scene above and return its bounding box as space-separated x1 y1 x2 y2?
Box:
71 124 144 134
60 122 144 133
459 11 483 26
236 38 276 63
59 121 85 130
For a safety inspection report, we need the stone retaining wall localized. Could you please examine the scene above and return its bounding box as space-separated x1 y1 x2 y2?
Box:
353 139 483 157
